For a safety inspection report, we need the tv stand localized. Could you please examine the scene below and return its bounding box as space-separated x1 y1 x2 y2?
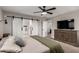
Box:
54 29 79 46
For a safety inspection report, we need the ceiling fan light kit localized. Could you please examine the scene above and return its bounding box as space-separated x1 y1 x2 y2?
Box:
34 6 56 16
41 12 47 15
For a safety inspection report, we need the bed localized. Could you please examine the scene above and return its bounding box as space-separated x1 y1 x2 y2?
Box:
21 36 50 53
0 35 64 53
31 36 64 53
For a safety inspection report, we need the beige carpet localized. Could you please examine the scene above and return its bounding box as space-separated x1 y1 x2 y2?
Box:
50 38 79 53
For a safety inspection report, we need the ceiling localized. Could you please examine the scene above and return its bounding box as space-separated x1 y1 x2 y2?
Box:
0 6 79 18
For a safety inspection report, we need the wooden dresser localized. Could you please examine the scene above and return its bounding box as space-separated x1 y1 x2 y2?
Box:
54 29 79 46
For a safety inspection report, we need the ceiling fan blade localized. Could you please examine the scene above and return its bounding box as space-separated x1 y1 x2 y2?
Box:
46 7 56 11
38 6 44 11
47 12 53 14
34 11 42 13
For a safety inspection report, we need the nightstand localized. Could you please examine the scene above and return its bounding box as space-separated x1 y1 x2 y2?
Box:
3 33 10 38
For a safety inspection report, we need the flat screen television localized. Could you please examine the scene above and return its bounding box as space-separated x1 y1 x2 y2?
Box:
57 19 74 29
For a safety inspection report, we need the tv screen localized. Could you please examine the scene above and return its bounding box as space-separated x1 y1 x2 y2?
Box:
57 20 74 29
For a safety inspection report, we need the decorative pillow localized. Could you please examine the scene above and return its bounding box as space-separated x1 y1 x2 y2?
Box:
0 36 22 53
15 36 25 47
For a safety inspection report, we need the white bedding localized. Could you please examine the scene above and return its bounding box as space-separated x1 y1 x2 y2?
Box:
21 36 50 53
0 36 50 53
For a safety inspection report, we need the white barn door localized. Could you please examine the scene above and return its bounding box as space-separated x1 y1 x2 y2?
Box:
32 20 39 35
13 18 23 37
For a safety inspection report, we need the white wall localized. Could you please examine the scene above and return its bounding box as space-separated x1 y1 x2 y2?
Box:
51 10 79 38
3 17 13 35
0 9 3 38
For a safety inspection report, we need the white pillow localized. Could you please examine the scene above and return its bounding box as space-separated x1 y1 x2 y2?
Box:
0 36 22 53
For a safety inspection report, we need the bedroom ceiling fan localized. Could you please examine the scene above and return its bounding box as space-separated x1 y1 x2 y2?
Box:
34 6 56 16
